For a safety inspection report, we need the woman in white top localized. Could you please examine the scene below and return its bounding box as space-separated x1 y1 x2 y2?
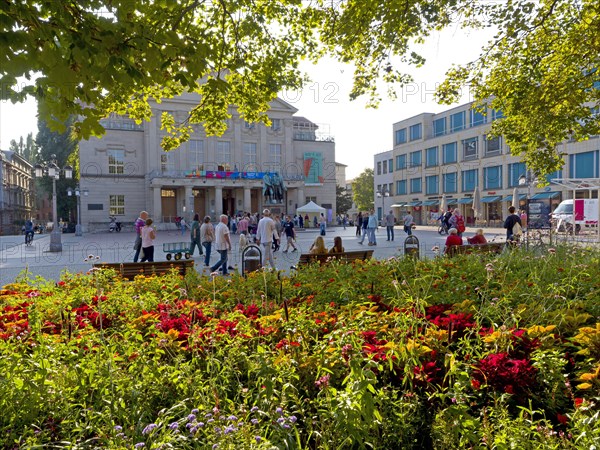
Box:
140 218 156 262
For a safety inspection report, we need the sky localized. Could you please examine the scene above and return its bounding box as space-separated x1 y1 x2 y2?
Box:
0 25 493 179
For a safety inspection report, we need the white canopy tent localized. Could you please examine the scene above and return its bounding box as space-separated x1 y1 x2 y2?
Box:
296 201 326 214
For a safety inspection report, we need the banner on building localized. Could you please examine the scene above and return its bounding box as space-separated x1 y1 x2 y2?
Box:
303 152 324 186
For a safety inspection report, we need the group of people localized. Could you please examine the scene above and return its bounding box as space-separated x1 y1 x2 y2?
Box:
133 211 157 262
442 205 524 254
308 235 345 255
355 210 379 246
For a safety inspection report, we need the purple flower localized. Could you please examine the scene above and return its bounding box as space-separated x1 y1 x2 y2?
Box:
251 418 259 425
187 414 197 422
191 408 199 414
289 415 297 423
207 419 214 424
116 433 125 439
189 426 197 435
255 436 262 443
250 406 259 413
224 425 237 434
276 407 283 415
169 422 179 430
277 417 285 424
114 425 123 432
186 423 194 429
134 444 145 449
197 422 205 427
142 423 157 435
205 412 213 418
227 415 237 421
212 444 219 449
282 423 291 429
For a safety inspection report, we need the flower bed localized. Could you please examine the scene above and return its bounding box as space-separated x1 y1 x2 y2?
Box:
1 247 599 448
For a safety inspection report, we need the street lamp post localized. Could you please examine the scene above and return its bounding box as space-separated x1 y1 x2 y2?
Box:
376 187 390 222
34 154 73 252
67 186 88 236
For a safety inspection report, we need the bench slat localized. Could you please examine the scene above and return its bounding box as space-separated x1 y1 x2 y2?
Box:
447 242 504 257
296 250 374 265
93 260 195 280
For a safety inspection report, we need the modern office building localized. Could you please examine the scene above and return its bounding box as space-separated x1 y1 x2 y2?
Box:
381 102 599 226
78 93 337 231
374 150 394 221
0 150 34 235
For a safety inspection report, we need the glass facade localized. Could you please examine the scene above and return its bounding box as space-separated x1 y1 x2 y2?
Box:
442 142 457 164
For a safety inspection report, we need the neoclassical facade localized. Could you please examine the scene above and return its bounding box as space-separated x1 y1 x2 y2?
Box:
79 94 337 230
377 101 599 226
0 150 34 235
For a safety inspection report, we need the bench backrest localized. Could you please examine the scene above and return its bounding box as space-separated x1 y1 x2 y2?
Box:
298 250 374 264
447 242 504 257
93 260 194 280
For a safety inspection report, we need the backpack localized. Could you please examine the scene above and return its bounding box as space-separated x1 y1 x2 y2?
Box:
512 221 523 237
456 215 466 233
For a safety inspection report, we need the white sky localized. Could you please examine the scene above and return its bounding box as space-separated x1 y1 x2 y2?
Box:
0 25 493 179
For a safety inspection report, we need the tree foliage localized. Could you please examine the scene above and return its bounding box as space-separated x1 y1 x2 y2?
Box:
336 185 353 215
352 169 374 212
8 133 38 163
2 0 599 176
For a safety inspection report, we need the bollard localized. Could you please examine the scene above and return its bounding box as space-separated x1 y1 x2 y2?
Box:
241 244 262 276
403 235 420 259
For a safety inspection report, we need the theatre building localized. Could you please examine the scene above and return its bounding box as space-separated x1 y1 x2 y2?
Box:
78 94 337 231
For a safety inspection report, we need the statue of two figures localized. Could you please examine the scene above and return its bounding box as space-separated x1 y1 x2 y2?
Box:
263 173 286 204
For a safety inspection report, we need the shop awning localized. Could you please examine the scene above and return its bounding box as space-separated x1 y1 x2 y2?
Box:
390 203 406 208
407 201 422 207
446 198 458 205
503 194 527 202
457 198 473 204
422 200 439 206
531 191 560 200
481 195 502 203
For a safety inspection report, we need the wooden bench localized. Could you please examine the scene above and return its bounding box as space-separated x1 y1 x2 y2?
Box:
446 242 505 257
93 260 195 280
293 250 374 268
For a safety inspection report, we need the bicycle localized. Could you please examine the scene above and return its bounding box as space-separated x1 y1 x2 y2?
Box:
25 231 34 246
437 220 449 235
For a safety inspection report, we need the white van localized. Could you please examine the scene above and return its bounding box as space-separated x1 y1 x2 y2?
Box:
552 199 599 233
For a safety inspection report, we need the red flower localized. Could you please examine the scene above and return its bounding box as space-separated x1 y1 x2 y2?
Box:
557 414 568 425
472 352 537 396
574 398 584 408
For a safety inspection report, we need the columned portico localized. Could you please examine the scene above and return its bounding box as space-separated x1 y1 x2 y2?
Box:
152 187 162 221
214 186 223 217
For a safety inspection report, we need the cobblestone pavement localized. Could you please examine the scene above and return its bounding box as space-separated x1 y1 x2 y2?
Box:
0 225 509 285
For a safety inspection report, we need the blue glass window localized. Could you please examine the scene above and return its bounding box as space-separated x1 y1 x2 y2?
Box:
450 111 465 132
442 142 457 164
545 169 563 182
395 128 407 145
470 109 486 127
443 172 457 193
396 154 406 170
569 151 599 178
410 177 422 193
388 158 393 172
425 147 438 167
484 165 503 189
461 169 478 192
433 117 446 137
426 175 439 195
410 150 422 168
396 180 407 195
409 123 422 141
492 109 504 120
508 162 526 187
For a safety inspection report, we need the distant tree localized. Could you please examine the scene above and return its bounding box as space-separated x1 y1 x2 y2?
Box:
336 185 353 215
35 117 78 222
8 133 38 163
352 169 374 212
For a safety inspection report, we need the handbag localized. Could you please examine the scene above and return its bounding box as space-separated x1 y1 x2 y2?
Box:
133 235 142 251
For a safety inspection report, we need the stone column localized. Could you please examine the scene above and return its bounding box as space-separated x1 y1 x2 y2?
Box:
153 187 162 223
243 187 251 213
214 186 223 218
296 188 305 210
184 185 193 216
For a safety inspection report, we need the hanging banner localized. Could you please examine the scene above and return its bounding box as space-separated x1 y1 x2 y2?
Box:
303 152 324 185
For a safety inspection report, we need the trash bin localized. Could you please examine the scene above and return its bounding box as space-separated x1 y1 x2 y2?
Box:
242 244 262 276
404 235 420 259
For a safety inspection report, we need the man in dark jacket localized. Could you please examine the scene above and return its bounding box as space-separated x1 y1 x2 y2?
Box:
503 206 522 241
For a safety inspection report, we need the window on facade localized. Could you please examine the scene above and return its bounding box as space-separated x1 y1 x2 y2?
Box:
383 160 388 174
409 123 422 141
484 135 502 156
443 172 457 193
484 165 503 189
109 194 125 216
461 169 478 192
569 151 600 178
410 150 422 168
244 121 255 130
306 196 317 203
160 152 175 173
425 147 438 167
161 189 176 197
388 183 393 195
188 140 204 169
426 175 439 195
492 109 504 121
107 149 125 174
396 180 407 195
388 159 393 172
396 154 406 170
271 118 281 131
462 138 478 160
395 128 407 145
470 109 486 127
377 161 382 175
410 177 422 193
442 142 457 164
450 111 465 132
268 143 282 172
545 170 563 183
216 141 231 165
243 142 257 171
508 162 526 187
433 117 446 137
